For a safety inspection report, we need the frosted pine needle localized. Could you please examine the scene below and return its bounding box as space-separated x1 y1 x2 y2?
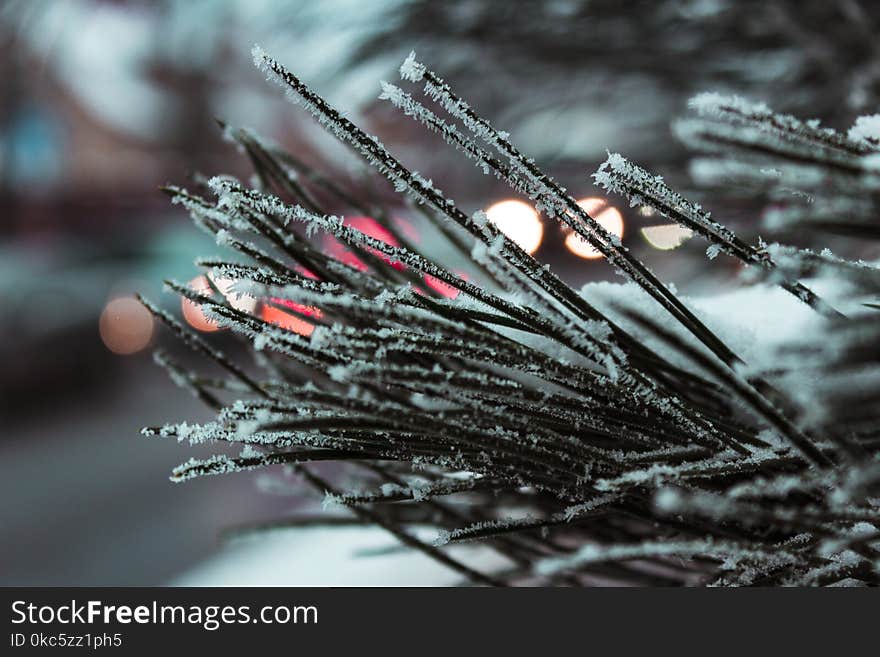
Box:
141 48 880 587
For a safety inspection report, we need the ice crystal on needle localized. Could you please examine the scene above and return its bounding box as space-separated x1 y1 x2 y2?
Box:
140 48 880 586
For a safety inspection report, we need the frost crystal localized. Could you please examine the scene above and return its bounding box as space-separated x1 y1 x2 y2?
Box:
848 114 880 147
399 51 425 83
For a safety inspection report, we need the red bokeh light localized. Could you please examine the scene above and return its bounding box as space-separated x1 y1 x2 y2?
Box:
423 273 464 299
323 216 404 271
261 298 322 337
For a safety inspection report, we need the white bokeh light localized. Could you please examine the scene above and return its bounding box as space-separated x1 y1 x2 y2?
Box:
641 224 694 250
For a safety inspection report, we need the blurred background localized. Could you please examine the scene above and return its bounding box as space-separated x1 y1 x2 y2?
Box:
2 0 878 584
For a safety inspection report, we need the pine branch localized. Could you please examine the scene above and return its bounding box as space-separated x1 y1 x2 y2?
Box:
141 47 880 587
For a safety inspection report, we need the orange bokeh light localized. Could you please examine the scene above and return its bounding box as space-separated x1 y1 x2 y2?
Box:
99 296 154 355
181 275 221 332
565 197 624 259
485 200 543 254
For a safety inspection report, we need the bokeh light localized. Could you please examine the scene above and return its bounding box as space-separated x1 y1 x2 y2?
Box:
99 296 154 355
210 274 258 314
564 197 624 259
485 200 544 254
323 216 403 271
261 299 319 337
181 275 221 332
640 224 694 250
423 273 464 299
